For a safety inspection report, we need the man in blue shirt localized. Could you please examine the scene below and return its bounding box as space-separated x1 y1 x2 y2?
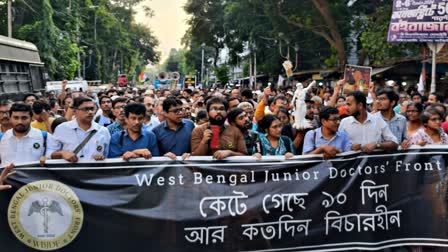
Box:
152 98 195 160
108 103 159 160
303 106 352 159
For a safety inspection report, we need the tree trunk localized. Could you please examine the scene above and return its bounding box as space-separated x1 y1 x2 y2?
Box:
312 0 347 71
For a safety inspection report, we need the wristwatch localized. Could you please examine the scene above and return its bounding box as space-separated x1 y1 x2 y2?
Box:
376 143 381 149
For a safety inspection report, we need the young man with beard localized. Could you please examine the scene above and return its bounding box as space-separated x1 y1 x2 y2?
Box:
191 97 247 159
144 95 160 131
0 100 13 133
227 108 258 155
94 96 113 127
303 106 352 159
107 97 128 135
0 103 46 165
339 91 398 153
374 88 408 147
47 97 111 162
152 98 195 160
108 103 159 160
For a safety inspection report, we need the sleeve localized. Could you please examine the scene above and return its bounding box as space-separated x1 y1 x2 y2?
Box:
102 129 111 158
288 138 295 155
147 132 160 157
46 128 63 158
108 133 122 158
236 131 248 155
302 130 315 154
380 120 398 144
254 99 266 122
191 126 209 156
342 133 353 152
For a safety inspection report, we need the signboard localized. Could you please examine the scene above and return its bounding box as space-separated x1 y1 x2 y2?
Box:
1 149 448 251
343 65 372 94
46 80 89 93
388 0 448 42
184 75 195 88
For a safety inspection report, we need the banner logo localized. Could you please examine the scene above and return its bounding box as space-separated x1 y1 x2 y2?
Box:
7 180 83 251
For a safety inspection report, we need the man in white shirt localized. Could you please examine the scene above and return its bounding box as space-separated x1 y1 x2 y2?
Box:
0 103 46 165
339 91 398 153
47 97 111 162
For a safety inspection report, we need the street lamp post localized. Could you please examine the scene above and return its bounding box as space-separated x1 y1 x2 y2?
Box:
7 0 12 37
201 43 205 85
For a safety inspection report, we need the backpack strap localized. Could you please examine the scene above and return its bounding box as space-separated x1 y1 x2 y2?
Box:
94 115 101 123
42 131 47 154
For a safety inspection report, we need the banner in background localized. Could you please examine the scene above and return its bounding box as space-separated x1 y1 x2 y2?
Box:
388 0 448 42
1 149 448 251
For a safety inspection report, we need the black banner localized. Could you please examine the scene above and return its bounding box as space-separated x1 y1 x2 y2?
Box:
1 148 448 251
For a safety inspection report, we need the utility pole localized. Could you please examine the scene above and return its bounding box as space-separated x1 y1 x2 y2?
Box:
7 0 12 37
201 43 205 85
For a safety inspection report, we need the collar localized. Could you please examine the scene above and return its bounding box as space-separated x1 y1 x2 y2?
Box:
3 128 37 140
317 127 341 141
350 113 374 124
68 119 101 132
162 119 185 130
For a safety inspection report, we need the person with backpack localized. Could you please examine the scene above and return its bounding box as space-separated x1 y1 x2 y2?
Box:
0 103 47 165
253 114 295 159
302 106 352 159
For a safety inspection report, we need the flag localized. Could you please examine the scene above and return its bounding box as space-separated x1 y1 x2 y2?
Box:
139 71 145 85
417 48 427 94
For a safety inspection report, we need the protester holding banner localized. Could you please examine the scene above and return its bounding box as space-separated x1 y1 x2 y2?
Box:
0 163 14 190
0 103 47 166
408 108 448 146
339 91 398 153
152 97 194 160
191 97 247 159
47 96 111 162
405 102 424 137
302 106 351 159
109 103 160 160
254 114 295 158
373 88 408 148
227 108 259 156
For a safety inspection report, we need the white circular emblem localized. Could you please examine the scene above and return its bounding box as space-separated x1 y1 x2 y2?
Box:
8 180 84 251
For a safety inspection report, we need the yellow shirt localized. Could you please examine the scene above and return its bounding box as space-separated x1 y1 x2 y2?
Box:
31 118 55 132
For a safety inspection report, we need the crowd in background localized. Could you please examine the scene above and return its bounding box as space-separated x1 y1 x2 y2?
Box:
0 78 447 177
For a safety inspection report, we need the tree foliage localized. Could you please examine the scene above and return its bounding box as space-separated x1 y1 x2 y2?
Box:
1 0 160 82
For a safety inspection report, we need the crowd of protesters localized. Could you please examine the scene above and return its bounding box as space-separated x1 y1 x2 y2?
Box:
1 77 448 189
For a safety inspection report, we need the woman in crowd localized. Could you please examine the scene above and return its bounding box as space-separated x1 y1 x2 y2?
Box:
408 108 448 146
406 102 424 139
254 114 295 159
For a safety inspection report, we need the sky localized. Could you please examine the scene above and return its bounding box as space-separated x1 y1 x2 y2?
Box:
135 0 189 63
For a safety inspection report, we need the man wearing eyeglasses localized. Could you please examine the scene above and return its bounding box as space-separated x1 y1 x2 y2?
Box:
303 106 352 159
373 88 408 148
47 97 111 162
152 98 195 160
191 97 247 159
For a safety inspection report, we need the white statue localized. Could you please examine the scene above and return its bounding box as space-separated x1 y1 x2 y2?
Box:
291 81 316 129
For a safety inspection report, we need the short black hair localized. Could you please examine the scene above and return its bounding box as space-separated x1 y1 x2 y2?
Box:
32 100 51 114
10 102 32 117
227 108 245 124
347 91 366 109
430 93 444 103
319 106 339 121
196 110 208 121
73 96 94 108
51 117 67 133
206 97 228 112
241 89 253 99
49 99 59 109
163 97 183 113
226 96 240 103
23 93 38 102
406 102 424 112
124 102 146 117
182 89 193 95
273 95 287 105
112 97 128 109
257 114 280 134
377 88 399 106
411 92 422 99
99 95 112 104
